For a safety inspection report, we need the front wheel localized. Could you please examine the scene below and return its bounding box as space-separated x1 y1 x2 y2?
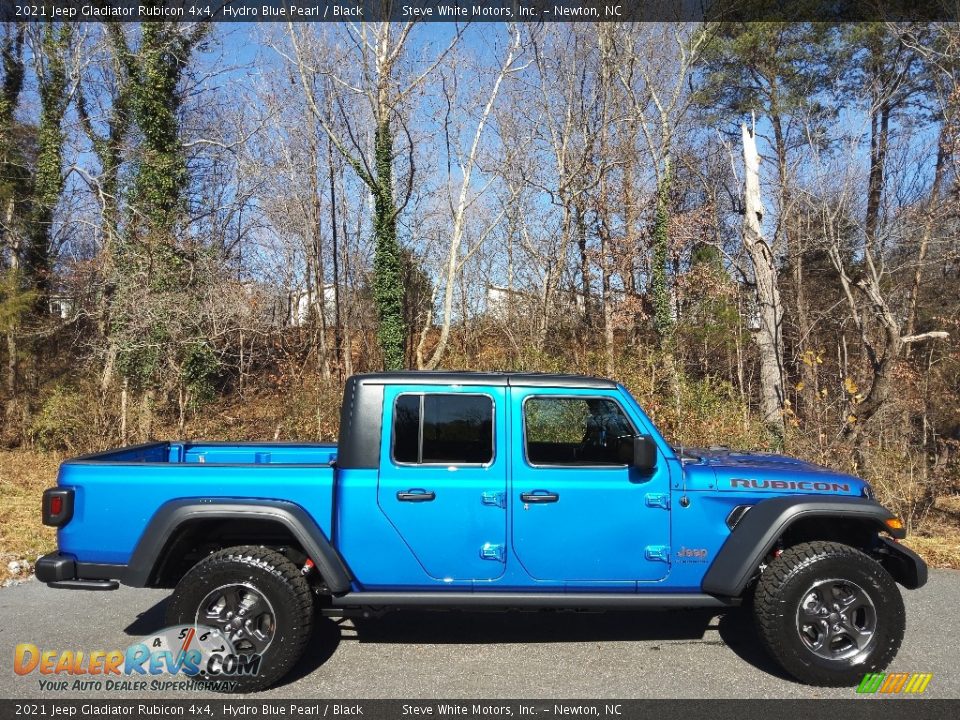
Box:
165 545 314 692
753 540 905 686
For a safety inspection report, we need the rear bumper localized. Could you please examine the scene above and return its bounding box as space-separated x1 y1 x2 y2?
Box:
35 553 120 591
35 552 74 582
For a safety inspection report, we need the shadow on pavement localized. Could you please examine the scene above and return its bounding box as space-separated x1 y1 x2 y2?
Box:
346 607 795 681
120 598 795 685
348 608 721 644
124 597 169 636
715 607 795 681
279 617 343 686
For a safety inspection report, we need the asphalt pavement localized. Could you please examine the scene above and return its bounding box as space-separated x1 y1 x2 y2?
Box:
1 570 957 699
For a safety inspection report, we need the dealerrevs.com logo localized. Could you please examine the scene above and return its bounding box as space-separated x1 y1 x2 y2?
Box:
857 672 934 695
13 625 260 693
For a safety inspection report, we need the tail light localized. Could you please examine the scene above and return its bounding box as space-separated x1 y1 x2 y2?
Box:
42 488 74 527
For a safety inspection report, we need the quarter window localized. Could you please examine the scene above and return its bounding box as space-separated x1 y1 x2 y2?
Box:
524 396 635 466
392 394 494 465
392 395 421 463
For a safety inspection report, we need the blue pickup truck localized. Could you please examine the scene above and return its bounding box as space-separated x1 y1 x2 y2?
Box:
37 372 926 690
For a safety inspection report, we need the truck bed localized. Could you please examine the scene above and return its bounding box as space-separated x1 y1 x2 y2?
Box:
56 441 338 565
71 440 338 465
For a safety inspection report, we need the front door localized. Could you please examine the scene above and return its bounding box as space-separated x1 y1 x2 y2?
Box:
511 390 671 583
378 385 507 582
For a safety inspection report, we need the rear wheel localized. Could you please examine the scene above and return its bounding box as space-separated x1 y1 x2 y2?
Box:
753 540 904 686
165 545 314 692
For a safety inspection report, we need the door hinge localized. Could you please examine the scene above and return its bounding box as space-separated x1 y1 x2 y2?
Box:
480 543 505 562
645 545 670 563
481 491 506 509
645 493 670 510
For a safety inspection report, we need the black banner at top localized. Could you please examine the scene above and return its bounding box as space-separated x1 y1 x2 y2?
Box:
2 0 959 22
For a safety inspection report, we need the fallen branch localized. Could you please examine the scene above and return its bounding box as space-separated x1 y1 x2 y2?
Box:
901 331 949 344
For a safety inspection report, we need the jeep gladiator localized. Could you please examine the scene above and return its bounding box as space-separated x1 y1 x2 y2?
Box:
37 372 927 690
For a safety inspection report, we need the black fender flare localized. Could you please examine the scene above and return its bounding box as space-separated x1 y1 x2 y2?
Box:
701 495 915 596
125 498 352 593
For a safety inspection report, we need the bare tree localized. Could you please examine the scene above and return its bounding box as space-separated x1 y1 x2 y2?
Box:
416 25 521 370
804 125 948 459
741 118 786 437
284 20 462 369
613 23 708 344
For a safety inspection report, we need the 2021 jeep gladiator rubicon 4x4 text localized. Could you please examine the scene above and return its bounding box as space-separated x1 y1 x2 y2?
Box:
37 372 927 690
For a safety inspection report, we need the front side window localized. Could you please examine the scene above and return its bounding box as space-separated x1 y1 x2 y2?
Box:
392 394 494 465
524 396 635 466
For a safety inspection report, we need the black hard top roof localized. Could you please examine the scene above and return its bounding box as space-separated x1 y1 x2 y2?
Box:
350 371 617 389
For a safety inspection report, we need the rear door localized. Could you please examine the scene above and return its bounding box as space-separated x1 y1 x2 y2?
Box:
510 389 671 583
378 385 507 581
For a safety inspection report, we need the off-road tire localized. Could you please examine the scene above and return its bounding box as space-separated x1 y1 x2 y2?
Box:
753 540 904 686
166 545 314 692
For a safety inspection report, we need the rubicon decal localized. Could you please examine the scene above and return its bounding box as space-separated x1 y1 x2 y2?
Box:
13 625 260 692
730 478 851 493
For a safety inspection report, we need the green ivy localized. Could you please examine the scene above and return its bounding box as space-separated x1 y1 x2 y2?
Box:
0 269 35 334
0 27 27 248
24 22 73 305
181 341 219 408
128 23 188 239
111 18 210 394
372 118 407 370
651 170 673 345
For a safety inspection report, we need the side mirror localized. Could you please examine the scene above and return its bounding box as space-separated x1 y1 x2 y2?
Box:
631 435 658 472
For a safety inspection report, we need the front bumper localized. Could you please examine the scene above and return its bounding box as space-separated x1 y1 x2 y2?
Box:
35 552 119 591
876 537 928 589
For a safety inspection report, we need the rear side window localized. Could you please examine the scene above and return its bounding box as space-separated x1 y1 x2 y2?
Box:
392 394 494 465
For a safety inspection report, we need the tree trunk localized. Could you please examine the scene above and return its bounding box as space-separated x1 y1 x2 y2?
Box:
576 202 591 328
4 329 17 431
307 108 331 382
371 116 406 370
139 389 154 441
328 135 344 380
905 140 948 353
651 164 673 345
865 102 890 255
3 199 20 433
600 236 615 377
742 121 786 439
771 111 816 413
839 97 894 448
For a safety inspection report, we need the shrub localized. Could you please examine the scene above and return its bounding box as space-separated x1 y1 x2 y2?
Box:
28 386 98 452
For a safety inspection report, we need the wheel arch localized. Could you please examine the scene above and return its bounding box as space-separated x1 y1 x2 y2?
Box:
701 495 920 597
126 499 352 593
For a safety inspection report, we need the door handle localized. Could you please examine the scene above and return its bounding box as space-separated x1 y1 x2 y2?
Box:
520 490 559 504
397 489 436 502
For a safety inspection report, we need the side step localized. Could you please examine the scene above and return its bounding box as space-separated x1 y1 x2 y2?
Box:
327 592 737 611
47 579 119 591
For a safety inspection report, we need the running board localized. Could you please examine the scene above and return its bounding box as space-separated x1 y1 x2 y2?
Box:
328 592 737 610
47 579 119 591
